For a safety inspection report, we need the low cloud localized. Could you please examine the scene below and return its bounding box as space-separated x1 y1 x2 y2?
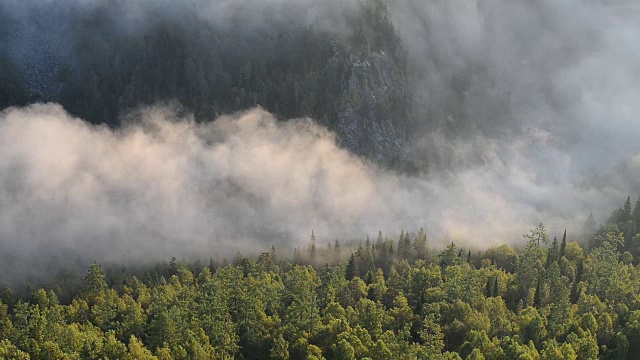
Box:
0 103 633 284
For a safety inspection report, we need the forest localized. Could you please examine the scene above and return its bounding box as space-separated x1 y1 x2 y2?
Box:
2 1 640 359
0 0 409 163
1 197 640 359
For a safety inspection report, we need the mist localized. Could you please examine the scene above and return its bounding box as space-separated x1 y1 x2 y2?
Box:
391 0 640 175
0 102 632 284
1 0 640 283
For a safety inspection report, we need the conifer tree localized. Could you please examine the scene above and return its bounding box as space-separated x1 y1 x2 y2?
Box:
571 259 584 303
413 227 429 260
346 254 358 280
623 196 633 222
81 262 107 306
376 230 384 248
560 230 567 257
397 230 412 260
584 213 597 242
533 276 542 307
309 231 317 263
634 196 640 233
169 257 178 276
293 247 302 265
547 237 559 268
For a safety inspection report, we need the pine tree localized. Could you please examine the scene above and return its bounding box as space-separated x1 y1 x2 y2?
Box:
547 237 559 268
623 196 633 223
493 277 499 297
413 227 429 260
397 230 412 260
397 230 404 255
533 276 542 307
309 231 317 263
404 232 412 259
560 230 567 258
169 257 178 276
365 270 374 285
466 250 471 264
438 242 459 268
81 262 107 305
293 247 302 265
334 239 341 259
524 223 549 247
486 277 494 297
634 196 640 234
571 259 584 303
584 212 596 240
376 230 384 248
346 254 358 280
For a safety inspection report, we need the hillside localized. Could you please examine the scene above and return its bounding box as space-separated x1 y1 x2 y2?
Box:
0 1 409 164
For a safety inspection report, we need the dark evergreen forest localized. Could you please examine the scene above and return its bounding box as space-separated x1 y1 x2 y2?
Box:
0 1 409 162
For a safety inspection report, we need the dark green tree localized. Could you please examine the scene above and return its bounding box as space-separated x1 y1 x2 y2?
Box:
346 254 358 281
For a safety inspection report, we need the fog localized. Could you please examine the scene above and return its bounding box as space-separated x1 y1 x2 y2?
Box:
1 0 640 283
391 0 640 175
0 102 631 283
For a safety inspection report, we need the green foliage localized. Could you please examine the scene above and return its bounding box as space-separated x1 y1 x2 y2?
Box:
2 200 640 359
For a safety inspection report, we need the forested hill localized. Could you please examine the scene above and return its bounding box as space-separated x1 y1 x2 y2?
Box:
2 198 640 359
0 1 409 164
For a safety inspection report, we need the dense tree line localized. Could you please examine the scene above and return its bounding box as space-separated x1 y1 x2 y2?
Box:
2 198 640 359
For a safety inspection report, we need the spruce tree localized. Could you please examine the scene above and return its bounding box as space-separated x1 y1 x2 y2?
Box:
560 230 567 258
376 230 384 248
571 259 584 303
634 196 640 233
623 196 633 223
169 257 178 276
533 276 542 307
413 227 429 260
547 237 559 268
398 230 412 260
584 212 596 239
293 247 302 265
309 231 317 263
346 253 358 280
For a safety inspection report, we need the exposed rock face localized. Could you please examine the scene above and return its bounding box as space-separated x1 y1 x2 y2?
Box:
336 51 408 164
